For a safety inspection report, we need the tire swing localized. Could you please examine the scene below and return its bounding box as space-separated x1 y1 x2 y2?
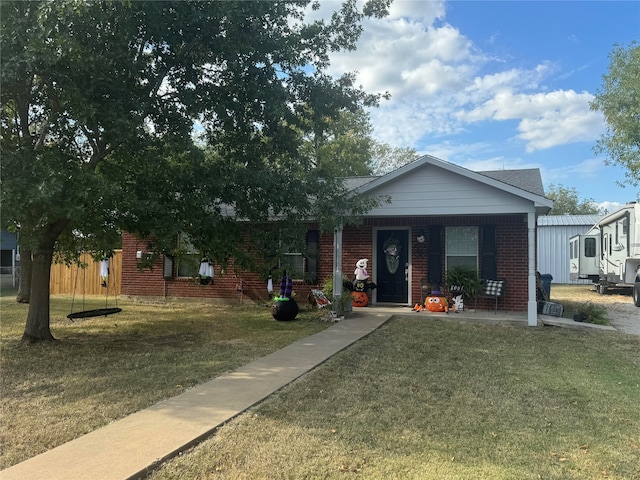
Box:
67 256 122 321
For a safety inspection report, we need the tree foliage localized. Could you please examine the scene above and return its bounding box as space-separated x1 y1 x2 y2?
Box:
545 184 604 216
302 108 375 177
0 0 391 342
370 142 419 175
590 41 640 193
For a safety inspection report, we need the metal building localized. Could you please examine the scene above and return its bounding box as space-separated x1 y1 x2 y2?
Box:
537 215 601 284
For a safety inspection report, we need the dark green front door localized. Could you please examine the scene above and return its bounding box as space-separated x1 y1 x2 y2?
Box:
376 229 409 303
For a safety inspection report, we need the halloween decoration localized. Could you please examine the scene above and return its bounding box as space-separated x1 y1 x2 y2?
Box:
450 285 464 311
354 258 369 281
383 236 401 274
271 272 298 321
412 287 456 314
351 290 369 307
198 258 214 285
351 259 377 307
100 257 109 287
310 289 331 308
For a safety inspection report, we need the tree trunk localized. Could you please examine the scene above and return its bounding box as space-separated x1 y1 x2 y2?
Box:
21 247 56 343
21 220 68 343
16 248 32 304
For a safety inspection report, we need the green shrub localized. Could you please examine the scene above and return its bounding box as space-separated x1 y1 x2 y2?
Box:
569 301 609 325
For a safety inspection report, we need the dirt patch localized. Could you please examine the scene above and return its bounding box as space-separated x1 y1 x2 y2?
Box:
550 284 639 335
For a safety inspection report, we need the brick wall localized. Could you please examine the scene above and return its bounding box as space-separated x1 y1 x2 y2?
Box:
121 232 322 304
122 214 531 311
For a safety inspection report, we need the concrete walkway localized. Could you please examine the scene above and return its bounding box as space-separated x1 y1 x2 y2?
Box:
1 310 393 480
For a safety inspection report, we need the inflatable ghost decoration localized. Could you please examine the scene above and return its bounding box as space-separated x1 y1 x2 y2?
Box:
354 258 369 281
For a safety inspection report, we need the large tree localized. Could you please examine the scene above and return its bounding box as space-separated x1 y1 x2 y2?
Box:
0 0 391 342
590 41 640 193
545 184 604 216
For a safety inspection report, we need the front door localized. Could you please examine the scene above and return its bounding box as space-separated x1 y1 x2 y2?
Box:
376 229 409 303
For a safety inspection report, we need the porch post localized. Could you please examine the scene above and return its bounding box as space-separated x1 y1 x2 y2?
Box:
527 212 538 326
333 225 344 315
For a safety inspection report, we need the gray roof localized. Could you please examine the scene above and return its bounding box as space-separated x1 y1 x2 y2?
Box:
343 176 379 191
478 169 546 197
537 215 601 227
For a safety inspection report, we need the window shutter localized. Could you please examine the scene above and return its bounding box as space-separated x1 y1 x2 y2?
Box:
305 230 319 284
481 225 497 280
427 226 443 286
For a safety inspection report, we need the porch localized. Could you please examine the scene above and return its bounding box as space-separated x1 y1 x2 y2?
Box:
346 306 618 332
349 305 529 327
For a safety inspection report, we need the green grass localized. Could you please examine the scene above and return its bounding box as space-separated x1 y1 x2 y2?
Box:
148 319 640 480
0 295 329 469
3 294 639 479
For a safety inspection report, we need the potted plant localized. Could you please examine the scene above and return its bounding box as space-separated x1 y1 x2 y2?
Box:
445 265 481 311
322 276 353 315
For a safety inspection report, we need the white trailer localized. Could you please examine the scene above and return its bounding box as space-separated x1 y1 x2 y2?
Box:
569 202 640 307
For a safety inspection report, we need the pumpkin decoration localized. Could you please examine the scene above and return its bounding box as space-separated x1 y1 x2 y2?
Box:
351 291 369 307
412 293 455 314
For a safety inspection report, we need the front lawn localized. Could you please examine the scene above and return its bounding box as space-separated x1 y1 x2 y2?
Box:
149 318 640 480
0 295 329 469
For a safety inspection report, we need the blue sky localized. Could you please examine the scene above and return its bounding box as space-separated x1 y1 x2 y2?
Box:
315 0 640 212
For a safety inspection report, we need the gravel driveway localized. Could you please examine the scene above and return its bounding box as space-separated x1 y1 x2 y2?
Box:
551 284 639 336
605 301 640 335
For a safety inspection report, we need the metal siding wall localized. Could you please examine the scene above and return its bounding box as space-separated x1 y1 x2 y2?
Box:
537 226 592 284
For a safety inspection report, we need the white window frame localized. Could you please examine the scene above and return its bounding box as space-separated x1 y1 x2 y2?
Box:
281 252 305 282
176 234 200 279
445 226 479 271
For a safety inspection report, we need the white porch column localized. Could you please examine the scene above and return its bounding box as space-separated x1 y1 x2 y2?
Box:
333 225 344 314
12 249 17 287
527 212 538 326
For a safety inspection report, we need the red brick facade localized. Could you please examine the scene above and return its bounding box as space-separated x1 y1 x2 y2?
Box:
122 213 531 311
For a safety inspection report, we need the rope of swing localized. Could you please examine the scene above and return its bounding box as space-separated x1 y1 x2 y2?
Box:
69 260 87 316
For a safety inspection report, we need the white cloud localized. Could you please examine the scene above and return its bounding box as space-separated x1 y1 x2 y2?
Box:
309 0 610 162
598 201 624 214
387 0 446 23
544 158 605 184
460 90 604 151
326 8 479 100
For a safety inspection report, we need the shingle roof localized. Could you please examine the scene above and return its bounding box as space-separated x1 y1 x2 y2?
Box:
343 176 379 191
478 169 546 196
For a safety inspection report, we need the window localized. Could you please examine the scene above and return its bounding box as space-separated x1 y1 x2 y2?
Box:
177 234 200 278
446 226 478 270
278 230 319 282
281 252 304 281
584 237 596 258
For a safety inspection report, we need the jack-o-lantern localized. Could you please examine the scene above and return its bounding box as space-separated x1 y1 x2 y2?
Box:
351 291 369 307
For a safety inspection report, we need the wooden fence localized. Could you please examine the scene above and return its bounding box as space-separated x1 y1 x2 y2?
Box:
50 251 122 296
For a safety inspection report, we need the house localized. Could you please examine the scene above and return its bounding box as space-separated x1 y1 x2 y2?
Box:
0 229 19 289
537 215 602 285
121 155 553 326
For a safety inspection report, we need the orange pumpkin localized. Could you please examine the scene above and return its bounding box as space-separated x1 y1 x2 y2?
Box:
351 291 369 307
424 294 454 313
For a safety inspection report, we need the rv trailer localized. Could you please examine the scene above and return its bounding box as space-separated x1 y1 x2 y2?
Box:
569 202 640 307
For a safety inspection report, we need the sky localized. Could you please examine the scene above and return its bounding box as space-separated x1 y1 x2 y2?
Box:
314 0 640 212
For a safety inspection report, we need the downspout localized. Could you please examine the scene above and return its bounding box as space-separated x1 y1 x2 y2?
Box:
333 225 344 315
528 212 538 326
